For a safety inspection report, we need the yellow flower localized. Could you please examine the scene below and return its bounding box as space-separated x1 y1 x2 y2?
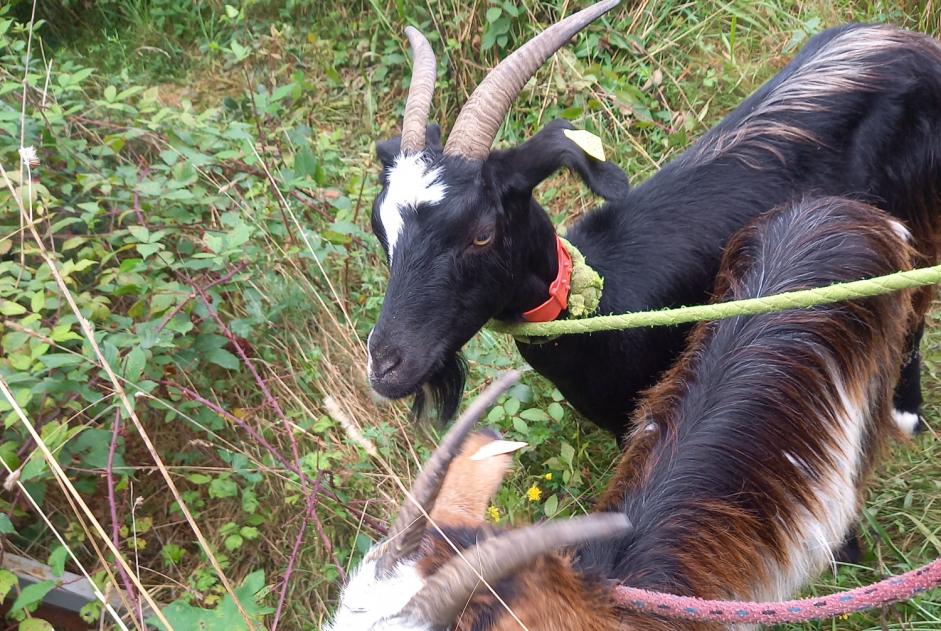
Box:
526 485 542 502
486 506 500 522
544 472 553 481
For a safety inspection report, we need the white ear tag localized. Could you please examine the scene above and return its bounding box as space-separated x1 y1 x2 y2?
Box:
470 440 528 461
562 128 606 162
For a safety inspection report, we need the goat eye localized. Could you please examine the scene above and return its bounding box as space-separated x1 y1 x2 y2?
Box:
473 229 494 247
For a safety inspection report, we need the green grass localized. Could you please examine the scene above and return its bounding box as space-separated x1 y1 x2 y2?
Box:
1 1 940 629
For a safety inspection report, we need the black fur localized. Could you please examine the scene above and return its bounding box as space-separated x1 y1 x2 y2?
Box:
369 24 941 433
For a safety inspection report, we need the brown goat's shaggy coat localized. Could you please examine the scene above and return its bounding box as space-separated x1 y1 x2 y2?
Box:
413 198 914 630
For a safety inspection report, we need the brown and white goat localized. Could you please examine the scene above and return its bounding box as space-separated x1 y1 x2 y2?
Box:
331 197 916 630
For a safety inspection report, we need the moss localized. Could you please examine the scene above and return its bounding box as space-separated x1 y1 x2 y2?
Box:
560 237 603 318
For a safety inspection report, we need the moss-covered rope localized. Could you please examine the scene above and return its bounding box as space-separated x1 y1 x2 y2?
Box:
488 263 941 338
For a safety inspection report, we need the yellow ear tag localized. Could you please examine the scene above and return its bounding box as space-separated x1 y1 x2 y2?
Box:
563 128 606 162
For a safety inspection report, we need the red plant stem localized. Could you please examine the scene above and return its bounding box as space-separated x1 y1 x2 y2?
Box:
168 382 304 482
106 408 142 626
184 274 307 492
270 474 323 631
310 500 346 583
155 263 247 334
167 381 387 536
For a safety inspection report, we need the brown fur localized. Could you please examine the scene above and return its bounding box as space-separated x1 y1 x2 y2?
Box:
430 433 514 527
409 198 915 630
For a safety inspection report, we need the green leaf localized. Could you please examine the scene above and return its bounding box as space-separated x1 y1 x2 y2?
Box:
19 619 54 631
80 601 102 624
124 346 146 382
512 417 528 435
37 354 84 369
186 473 212 485
204 233 225 253
241 488 259 514
486 405 505 423
239 526 259 540
209 477 238 499
295 146 319 178
206 348 239 370
137 242 164 259
64 428 123 470
0 300 26 316
127 225 150 242
29 292 45 313
103 85 117 102
0 569 17 602
0 513 15 535
224 534 243 551
547 402 564 422
543 494 559 517
519 408 550 422
486 7 502 22
10 580 56 615
560 442 575 466
48 545 68 577
150 570 272 631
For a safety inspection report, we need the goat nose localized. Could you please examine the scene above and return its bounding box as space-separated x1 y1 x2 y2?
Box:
372 349 402 380
368 330 402 381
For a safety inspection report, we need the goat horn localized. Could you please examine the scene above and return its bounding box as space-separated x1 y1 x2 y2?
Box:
400 27 438 153
375 370 521 576
443 0 621 160
403 512 632 626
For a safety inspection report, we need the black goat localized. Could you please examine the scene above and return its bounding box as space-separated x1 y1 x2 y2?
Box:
367 0 940 438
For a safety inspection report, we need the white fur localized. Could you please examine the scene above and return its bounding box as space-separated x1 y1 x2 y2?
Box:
888 219 912 244
892 408 921 436
326 556 430 631
378 153 447 262
760 376 865 601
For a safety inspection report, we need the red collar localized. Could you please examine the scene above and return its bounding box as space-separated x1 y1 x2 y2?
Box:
522 236 573 323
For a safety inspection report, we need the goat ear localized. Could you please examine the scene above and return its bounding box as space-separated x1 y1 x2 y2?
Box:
429 431 515 527
487 119 630 201
376 124 443 169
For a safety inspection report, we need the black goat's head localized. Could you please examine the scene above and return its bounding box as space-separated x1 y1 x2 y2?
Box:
367 1 629 420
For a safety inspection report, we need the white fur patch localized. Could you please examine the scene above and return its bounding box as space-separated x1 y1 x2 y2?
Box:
326 555 430 631
763 376 865 601
892 408 921 436
888 219 912 244
379 153 447 262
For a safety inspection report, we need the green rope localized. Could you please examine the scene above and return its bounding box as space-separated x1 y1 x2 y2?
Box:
488 263 941 338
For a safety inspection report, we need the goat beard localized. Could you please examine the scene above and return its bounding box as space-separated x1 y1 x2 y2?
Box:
411 353 467 424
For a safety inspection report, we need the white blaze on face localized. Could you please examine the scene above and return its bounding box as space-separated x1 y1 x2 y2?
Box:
379 153 447 262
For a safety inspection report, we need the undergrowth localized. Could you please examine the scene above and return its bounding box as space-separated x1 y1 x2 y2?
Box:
0 1 939 629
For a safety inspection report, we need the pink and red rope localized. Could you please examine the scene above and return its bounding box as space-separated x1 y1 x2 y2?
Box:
612 557 941 624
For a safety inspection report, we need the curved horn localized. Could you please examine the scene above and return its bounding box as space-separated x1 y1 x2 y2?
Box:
444 0 621 160
375 370 521 575
400 27 438 153
403 512 633 626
